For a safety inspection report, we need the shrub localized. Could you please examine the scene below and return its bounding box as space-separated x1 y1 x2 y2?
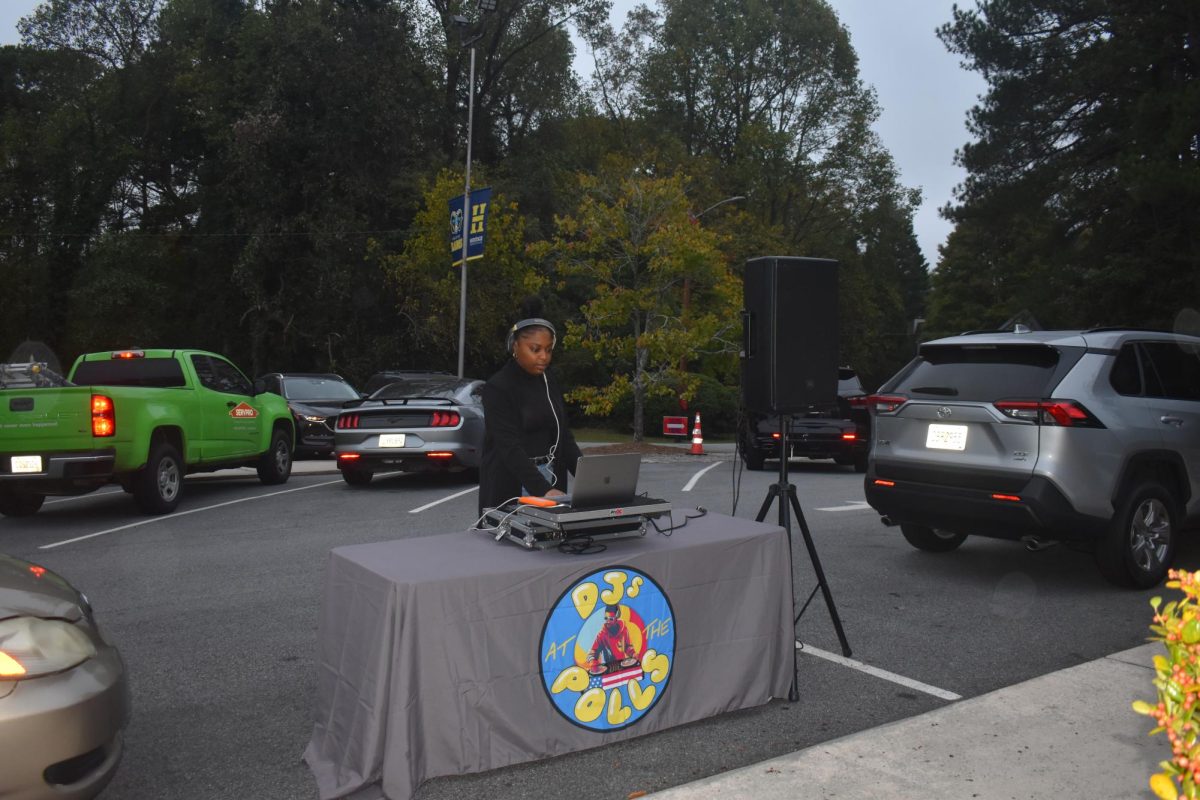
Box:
1134 570 1200 799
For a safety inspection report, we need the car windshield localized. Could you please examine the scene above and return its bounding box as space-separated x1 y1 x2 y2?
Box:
888 344 1063 401
283 377 359 401
373 379 475 402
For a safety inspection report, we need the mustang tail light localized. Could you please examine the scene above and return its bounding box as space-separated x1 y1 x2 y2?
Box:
429 411 460 427
426 452 454 460
337 414 362 429
866 394 907 413
993 400 1105 428
337 453 361 461
841 432 857 441
91 394 115 437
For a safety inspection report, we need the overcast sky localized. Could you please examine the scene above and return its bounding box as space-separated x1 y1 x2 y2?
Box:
0 0 985 268
580 0 987 268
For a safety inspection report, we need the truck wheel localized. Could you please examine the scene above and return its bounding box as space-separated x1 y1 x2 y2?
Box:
0 490 45 517
1096 480 1178 589
341 468 373 487
257 428 293 485
134 442 184 514
741 440 767 471
900 523 966 552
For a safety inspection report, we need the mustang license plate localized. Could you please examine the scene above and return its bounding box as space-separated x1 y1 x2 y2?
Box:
11 455 43 473
378 434 407 448
926 424 968 451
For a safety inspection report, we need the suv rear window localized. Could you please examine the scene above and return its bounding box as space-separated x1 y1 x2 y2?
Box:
72 357 187 388
886 344 1068 401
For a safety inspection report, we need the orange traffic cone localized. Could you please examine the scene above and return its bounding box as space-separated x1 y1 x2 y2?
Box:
689 412 705 455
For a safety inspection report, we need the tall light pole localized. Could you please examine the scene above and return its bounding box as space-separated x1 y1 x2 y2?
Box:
453 0 496 378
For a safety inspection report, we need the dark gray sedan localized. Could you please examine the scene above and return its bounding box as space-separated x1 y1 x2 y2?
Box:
0 554 129 799
334 374 485 486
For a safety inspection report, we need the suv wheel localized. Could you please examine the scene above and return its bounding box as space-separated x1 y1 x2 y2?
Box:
1096 481 1178 589
900 523 967 553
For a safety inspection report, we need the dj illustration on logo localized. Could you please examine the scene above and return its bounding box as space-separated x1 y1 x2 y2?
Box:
539 567 675 732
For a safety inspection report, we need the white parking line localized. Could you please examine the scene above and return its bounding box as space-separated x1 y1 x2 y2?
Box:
409 486 478 513
45 489 123 505
815 500 873 512
798 642 962 701
682 461 723 492
39 479 343 550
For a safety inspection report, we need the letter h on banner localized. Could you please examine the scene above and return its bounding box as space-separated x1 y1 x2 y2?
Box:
449 186 493 267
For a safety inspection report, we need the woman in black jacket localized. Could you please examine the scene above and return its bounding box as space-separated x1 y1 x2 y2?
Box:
477 313 582 515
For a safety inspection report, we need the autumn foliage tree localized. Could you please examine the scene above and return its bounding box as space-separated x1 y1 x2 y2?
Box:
537 169 737 441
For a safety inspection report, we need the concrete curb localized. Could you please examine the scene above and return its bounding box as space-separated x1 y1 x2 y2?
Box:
648 643 1163 799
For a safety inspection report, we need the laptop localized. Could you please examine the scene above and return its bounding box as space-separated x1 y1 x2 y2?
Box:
558 453 642 509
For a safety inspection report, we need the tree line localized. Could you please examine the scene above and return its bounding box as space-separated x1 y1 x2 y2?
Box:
2 0 1191 436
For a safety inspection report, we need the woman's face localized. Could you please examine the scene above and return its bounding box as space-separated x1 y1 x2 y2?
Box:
513 328 553 376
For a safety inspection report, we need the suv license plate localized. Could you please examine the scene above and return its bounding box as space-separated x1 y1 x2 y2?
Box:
378 434 407 448
926 424 967 451
11 455 43 473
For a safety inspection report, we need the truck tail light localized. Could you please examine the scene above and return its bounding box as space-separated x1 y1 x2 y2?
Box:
91 394 115 437
111 350 144 359
429 411 460 427
993 399 1105 428
867 394 907 413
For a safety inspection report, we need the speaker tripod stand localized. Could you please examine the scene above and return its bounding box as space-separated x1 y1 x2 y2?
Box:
754 415 851 702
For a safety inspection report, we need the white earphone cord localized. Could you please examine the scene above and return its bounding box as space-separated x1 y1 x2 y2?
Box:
544 372 560 486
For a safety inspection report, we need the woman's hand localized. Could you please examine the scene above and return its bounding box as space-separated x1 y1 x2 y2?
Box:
545 488 567 498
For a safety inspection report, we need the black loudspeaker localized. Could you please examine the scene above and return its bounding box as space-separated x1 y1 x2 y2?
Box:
741 256 839 412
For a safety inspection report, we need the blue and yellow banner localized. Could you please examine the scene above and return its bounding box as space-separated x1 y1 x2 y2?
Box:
449 187 492 267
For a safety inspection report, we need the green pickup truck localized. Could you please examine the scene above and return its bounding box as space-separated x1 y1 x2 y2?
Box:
0 348 295 517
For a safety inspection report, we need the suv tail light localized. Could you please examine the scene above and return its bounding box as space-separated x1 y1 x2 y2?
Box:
337 414 361 429
866 394 908 413
993 399 1106 428
429 411 460 427
91 394 115 437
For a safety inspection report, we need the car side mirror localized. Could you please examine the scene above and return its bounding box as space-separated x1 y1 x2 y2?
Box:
253 378 267 396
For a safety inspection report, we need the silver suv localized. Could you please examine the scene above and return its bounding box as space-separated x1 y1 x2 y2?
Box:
864 328 1200 588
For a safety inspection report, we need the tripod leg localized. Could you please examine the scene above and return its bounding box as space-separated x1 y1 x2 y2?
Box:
754 483 780 523
788 487 852 657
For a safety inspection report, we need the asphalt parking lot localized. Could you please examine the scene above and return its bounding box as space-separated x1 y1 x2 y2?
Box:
1 449 1187 800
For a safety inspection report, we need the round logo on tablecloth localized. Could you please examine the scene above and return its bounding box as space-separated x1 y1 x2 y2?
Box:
539 566 675 732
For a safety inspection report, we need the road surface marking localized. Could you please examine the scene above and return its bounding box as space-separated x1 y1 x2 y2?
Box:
409 486 478 513
815 500 873 512
797 642 962 701
683 461 723 492
39 479 343 550
45 489 123 505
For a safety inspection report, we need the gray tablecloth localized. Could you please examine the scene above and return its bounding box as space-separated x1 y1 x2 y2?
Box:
303 511 794 800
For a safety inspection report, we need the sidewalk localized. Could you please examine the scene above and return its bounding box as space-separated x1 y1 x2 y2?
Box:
649 643 1162 799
